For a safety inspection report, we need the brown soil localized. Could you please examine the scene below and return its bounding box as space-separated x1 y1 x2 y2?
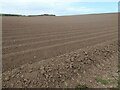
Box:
2 13 118 88
2 13 118 72
2 40 118 88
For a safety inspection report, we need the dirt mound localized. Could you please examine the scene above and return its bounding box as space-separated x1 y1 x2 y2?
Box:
2 40 118 88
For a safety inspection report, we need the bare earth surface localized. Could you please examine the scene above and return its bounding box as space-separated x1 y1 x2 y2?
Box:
2 40 118 88
2 13 118 88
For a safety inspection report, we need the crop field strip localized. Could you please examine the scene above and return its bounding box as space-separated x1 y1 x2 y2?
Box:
2 13 118 72
3 33 117 72
2 26 117 41
2 30 117 54
3 28 85 39
2 26 117 47
2 29 108 43
3 33 117 57
2 29 117 51
2 27 117 47
2 24 116 36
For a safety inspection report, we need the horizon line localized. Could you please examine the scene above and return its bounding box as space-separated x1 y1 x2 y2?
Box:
0 12 118 17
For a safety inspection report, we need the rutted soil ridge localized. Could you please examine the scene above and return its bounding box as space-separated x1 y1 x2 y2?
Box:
2 40 119 88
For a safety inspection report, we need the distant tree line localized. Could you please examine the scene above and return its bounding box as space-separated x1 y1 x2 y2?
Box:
0 14 56 16
41 14 56 16
0 14 24 16
28 14 56 17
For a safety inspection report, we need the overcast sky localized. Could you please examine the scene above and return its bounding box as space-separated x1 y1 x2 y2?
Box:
0 0 119 16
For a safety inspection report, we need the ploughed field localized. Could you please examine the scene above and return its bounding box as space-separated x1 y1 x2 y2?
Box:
2 13 118 72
